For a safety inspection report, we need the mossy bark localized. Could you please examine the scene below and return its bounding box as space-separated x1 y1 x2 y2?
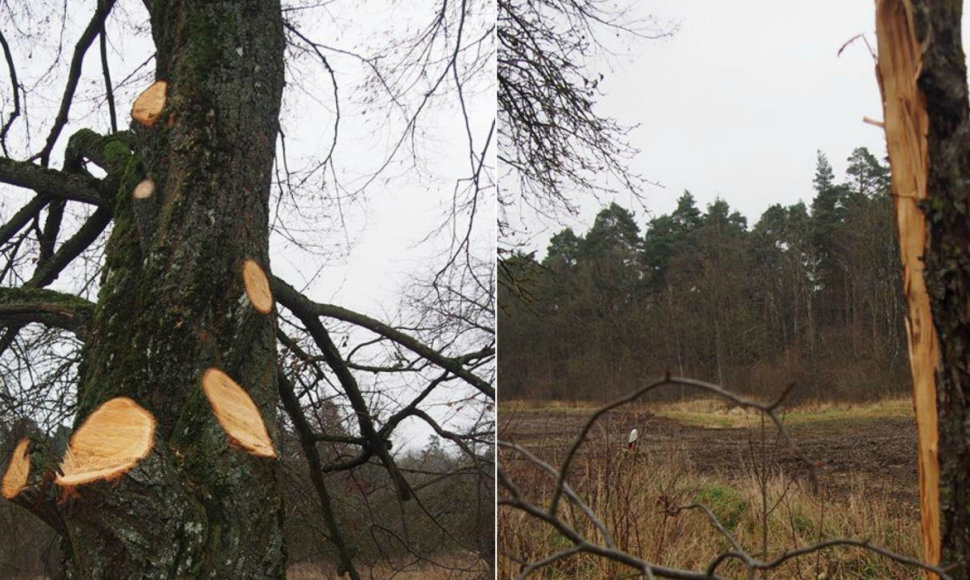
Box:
59 1 287 577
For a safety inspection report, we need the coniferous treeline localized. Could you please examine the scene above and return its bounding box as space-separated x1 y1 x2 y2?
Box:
499 147 907 402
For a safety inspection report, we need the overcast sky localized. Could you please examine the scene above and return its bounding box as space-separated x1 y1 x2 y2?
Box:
522 0 969 258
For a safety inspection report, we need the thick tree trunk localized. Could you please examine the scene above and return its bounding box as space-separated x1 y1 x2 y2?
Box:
57 2 287 577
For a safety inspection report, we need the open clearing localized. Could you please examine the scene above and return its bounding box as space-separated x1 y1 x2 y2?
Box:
500 397 917 503
499 397 922 577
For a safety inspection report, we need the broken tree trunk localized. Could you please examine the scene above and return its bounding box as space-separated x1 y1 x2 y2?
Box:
875 0 940 572
877 0 970 576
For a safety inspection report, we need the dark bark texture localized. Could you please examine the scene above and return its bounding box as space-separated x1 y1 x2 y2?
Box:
55 1 287 577
914 0 970 575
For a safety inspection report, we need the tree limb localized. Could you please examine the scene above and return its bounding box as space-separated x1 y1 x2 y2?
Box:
0 287 95 336
274 297 413 501
272 276 495 399
27 207 111 288
0 196 48 248
277 370 361 580
0 159 105 206
31 0 117 165
0 28 21 156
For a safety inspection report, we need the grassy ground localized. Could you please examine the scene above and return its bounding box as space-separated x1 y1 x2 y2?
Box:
650 396 913 429
502 396 914 427
499 397 922 578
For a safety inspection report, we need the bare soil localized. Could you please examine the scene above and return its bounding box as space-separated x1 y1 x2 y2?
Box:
499 404 919 509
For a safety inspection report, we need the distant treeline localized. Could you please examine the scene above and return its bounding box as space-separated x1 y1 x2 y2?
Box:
499 147 908 402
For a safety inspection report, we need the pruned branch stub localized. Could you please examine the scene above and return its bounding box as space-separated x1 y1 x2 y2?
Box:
201 368 277 458
56 397 156 488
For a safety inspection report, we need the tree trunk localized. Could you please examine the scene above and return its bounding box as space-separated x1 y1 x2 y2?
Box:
913 1 970 573
58 2 287 576
877 0 970 575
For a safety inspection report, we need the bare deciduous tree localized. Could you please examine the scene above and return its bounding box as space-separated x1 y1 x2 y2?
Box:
497 0 670 237
0 1 493 577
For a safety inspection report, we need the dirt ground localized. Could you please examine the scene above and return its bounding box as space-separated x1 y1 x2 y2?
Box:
499 403 919 509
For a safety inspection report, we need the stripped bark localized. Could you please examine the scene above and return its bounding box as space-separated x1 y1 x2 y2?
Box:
877 0 970 576
875 0 940 571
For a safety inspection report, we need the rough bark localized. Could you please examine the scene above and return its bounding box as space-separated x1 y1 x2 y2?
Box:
912 1 970 575
34 1 288 577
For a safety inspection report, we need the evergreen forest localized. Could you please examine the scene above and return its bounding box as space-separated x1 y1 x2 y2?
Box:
500 147 906 403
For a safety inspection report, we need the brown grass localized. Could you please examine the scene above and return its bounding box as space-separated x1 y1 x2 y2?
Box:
652 396 913 429
499 443 921 578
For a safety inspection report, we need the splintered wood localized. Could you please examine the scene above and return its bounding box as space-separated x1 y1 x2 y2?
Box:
56 397 156 488
131 81 167 127
1 438 30 499
875 0 940 571
202 368 277 458
243 259 273 314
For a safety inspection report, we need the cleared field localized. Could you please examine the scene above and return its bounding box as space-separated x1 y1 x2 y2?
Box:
499 398 922 578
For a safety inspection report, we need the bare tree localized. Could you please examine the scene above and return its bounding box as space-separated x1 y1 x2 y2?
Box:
497 0 671 238
0 1 493 577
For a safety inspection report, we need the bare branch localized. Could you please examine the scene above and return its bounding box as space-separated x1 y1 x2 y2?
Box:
97 2 117 134
26 207 110 289
0 287 94 336
0 159 105 206
549 376 812 515
277 370 361 580
500 376 949 578
30 0 117 165
273 281 413 501
273 276 494 399
0 28 21 156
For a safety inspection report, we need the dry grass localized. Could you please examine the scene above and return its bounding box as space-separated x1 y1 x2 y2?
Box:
651 396 913 429
501 399 599 413
499 445 921 578
502 396 914 429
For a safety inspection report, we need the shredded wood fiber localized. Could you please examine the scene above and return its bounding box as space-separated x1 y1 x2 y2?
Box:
875 0 940 568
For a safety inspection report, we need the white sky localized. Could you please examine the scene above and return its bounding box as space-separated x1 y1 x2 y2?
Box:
520 0 970 257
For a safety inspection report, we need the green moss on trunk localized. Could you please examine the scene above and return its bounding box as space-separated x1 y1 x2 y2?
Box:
60 1 288 577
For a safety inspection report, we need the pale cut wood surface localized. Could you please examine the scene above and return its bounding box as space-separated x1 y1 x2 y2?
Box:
202 368 276 458
875 0 940 572
56 397 156 487
1 437 30 499
243 259 274 314
131 81 167 127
